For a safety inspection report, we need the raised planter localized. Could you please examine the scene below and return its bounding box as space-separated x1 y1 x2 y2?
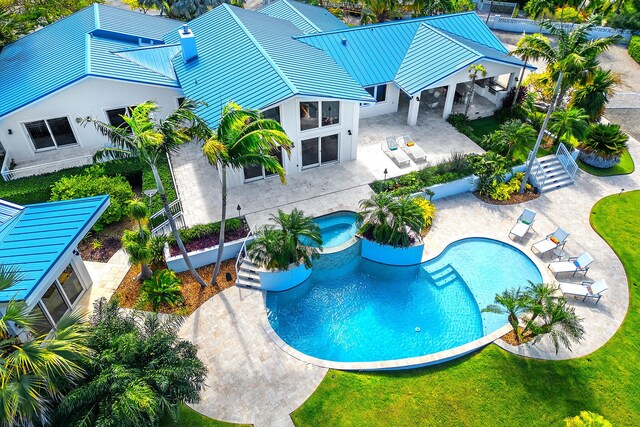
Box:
258 262 312 292
579 151 620 169
360 238 424 266
164 236 254 273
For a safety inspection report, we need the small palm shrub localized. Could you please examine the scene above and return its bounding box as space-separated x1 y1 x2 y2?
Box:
484 119 537 162
412 197 436 230
579 123 629 168
248 209 322 271
565 411 612 427
149 235 168 267
50 165 134 231
357 193 425 247
141 269 184 310
469 152 509 196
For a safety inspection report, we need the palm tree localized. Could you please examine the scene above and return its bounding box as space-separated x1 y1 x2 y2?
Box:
357 193 424 248
570 68 621 122
202 102 293 285
549 107 589 146
464 64 487 119
248 209 322 271
411 0 454 16
579 123 629 166
361 0 401 23
511 18 621 110
482 287 530 343
528 297 585 354
0 265 90 427
485 119 537 161
122 198 153 281
78 100 209 287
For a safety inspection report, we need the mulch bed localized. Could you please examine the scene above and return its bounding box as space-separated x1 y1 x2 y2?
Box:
473 189 540 205
78 216 136 262
168 220 250 257
112 259 238 315
501 328 536 346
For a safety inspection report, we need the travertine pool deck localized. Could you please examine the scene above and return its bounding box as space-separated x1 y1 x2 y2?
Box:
178 123 638 425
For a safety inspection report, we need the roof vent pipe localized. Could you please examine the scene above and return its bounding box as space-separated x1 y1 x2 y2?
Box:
179 24 198 63
341 38 347 46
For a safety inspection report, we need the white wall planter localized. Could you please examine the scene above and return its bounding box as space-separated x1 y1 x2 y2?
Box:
164 236 254 273
258 262 312 292
360 238 424 266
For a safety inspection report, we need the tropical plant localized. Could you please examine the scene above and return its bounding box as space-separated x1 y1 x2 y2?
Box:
49 165 134 231
579 123 629 167
55 298 206 426
248 209 322 271
482 287 531 342
360 0 401 23
122 198 153 280
549 107 589 145
570 68 621 122
510 18 621 109
485 119 537 161
78 100 209 286
464 64 487 118
201 101 292 285
137 0 241 19
468 152 509 196
149 235 168 267
357 193 425 247
412 197 436 230
411 0 454 16
565 411 612 427
0 265 90 427
523 0 554 19
141 269 184 310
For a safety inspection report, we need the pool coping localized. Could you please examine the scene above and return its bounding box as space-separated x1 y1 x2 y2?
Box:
259 233 556 371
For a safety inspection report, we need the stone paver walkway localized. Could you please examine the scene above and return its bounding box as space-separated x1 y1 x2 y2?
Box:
78 250 130 313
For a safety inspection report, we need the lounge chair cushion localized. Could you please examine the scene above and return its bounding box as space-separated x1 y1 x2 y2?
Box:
406 141 415 147
522 219 531 225
550 236 559 244
387 139 398 150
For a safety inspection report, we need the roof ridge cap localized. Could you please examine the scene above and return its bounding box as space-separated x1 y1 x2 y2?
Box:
420 23 480 56
283 0 322 33
112 43 180 53
223 4 298 96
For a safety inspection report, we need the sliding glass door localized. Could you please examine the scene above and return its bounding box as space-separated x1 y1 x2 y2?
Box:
301 134 339 169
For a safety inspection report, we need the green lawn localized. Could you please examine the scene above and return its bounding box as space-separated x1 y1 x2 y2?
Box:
160 404 251 427
292 191 640 426
578 149 635 177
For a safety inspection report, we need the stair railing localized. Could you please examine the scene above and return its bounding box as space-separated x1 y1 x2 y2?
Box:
235 224 258 278
526 151 548 191
556 143 578 180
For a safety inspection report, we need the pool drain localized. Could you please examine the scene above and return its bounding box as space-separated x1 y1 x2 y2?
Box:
415 327 421 332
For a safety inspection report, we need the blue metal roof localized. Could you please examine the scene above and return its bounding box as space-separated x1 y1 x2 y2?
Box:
165 5 372 127
0 4 181 118
113 44 182 82
259 0 347 34
0 196 109 303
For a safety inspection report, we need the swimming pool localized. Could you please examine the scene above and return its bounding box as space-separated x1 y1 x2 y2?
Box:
302 211 358 249
266 238 542 363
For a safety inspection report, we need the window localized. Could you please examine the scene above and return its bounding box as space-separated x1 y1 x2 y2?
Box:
243 146 284 182
299 101 318 131
321 101 339 126
41 283 69 325
177 97 186 107
24 117 78 150
301 134 339 169
300 101 340 131
364 84 387 104
106 107 134 130
30 304 53 337
58 265 83 306
262 106 281 124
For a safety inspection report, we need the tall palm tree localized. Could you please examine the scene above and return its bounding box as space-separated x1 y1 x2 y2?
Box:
361 0 401 23
0 265 90 427
528 297 585 354
570 68 621 122
511 18 621 110
411 0 454 16
357 193 424 248
78 100 209 287
482 287 530 343
202 102 293 285
464 64 487 119
549 107 590 145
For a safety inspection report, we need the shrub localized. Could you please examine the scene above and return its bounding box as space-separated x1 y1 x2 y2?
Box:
564 411 612 427
167 218 242 246
447 113 474 136
412 197 436 229
469 152 509 196
141 269 184 310
149 235 168 267
357 193 424 247
609 13 640 32
628 35 640 65
579 123 629 168
50 165 134 231
554 6 584 23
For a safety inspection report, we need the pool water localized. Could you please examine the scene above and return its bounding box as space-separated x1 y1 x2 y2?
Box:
301 211 358 249
266 238 542 363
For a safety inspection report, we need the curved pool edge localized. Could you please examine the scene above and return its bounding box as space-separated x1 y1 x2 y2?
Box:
260 233 551 370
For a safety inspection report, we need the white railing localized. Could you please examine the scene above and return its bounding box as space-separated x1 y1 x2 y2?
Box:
0 154 11 181
1 154 94 181
150 199 185 236
235 224 258 278
556 143 578 180
526 150 548 191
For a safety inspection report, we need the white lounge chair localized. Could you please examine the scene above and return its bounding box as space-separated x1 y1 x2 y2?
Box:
382 136 410 167
548 252 594 277
531 227 570 257
559 279 608 304
509 208 536 241
401 135 427 163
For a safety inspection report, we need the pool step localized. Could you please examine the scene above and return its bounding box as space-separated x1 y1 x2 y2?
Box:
423 264 463 287
236 257 263 289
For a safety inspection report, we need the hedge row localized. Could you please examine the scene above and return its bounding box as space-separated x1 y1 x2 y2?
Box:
629 35 640 65
167 218 243 246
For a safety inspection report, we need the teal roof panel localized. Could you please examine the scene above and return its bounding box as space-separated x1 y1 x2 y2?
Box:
114 44 182 81
259 0 347 33
0 196 109 303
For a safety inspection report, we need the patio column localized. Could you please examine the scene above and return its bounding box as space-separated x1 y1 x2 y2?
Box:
407 95 420 126
507 72 517 91
442 83 456 119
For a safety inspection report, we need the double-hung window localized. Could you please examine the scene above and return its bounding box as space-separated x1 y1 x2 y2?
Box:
24 117 78 151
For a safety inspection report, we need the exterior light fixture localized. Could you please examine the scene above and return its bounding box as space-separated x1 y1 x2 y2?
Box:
416 97 420 102
7 129 12 135
237 204 242 218
383 168 388 180
348 130 352 135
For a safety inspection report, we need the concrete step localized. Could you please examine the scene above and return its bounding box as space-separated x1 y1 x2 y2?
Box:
236 277 262 289
240 258 259 271
541 176 574 192
238 270 260 281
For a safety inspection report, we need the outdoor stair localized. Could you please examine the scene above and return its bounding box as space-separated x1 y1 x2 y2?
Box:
536 155 575 193
236 257 262 289
423 264 462 287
